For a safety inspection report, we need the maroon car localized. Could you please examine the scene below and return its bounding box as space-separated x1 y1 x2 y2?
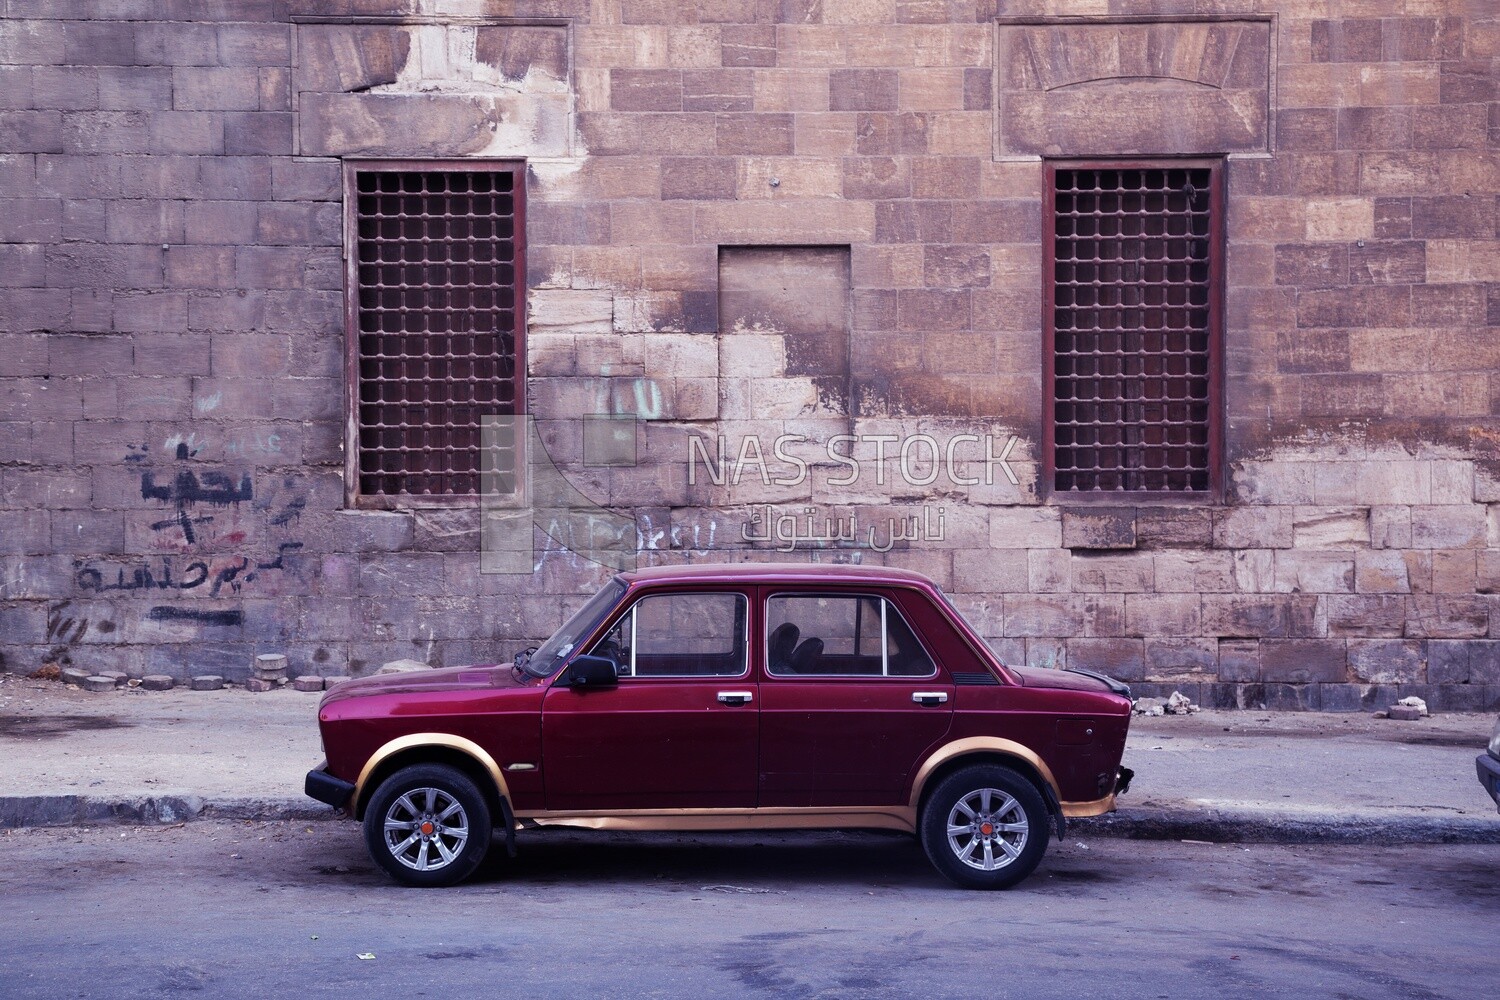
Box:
306 564 1134 889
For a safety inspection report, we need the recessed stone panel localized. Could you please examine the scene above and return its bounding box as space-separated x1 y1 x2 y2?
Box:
995 18 1272 157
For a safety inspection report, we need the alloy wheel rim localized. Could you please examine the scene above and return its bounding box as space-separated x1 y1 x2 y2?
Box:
945 787 1028 871
383 787 469 872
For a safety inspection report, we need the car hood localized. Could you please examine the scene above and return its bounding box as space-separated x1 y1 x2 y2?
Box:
319 663 532 706
1007 665 1130 697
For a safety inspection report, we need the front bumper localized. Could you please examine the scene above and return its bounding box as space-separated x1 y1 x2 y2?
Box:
1478 753 1500 813
305 761 355 811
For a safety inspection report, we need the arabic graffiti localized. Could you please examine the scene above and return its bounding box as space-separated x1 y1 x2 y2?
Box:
140 443 254 544
741 505 947 553
75 543 304 598
146 606 244 627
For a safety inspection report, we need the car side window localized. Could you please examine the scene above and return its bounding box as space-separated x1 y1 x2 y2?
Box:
766 594 935 678
591 592 748 678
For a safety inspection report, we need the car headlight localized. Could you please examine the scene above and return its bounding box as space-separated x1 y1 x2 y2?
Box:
1489 717 1500 759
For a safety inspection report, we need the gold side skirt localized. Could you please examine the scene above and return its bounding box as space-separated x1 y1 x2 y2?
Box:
515 806 918 835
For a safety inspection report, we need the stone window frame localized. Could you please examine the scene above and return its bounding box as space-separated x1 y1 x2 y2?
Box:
343 158 528 509
1042 158 1226 502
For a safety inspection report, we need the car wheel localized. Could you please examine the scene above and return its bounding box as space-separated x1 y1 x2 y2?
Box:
362 764 492 887
919 763 1049 890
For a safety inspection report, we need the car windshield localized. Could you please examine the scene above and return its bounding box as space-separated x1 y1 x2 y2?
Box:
521 578 627 678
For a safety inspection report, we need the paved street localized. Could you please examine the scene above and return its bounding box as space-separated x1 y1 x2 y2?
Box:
1 822 1495 999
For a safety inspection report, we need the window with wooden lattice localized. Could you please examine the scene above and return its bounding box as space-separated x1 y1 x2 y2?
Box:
1045 161 1222 496
344 161 525 504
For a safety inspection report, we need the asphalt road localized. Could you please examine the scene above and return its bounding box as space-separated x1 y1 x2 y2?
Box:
1 822 1495 999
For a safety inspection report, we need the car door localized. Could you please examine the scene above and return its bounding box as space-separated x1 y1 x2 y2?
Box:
758 588 955 808
541 588 759 810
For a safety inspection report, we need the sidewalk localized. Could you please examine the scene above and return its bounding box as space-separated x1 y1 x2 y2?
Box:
2 673 1497 842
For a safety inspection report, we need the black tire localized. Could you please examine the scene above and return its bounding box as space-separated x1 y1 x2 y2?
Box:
362 764 492 887
919 763 1050 890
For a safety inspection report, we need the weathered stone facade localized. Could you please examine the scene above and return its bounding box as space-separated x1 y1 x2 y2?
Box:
1 0 1497 710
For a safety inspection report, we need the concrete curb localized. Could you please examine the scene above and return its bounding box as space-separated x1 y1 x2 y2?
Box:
0 795 334 829
6 794 1500 843
1074 805 1500 845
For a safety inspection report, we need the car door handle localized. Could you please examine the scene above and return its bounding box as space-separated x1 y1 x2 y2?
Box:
912 691 949 706
716 691 754 706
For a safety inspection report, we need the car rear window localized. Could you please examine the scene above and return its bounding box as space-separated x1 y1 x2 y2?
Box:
765 593 935 678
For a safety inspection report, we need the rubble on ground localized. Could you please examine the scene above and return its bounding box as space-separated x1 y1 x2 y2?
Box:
1134 691 1200 716
1380 696 1430 721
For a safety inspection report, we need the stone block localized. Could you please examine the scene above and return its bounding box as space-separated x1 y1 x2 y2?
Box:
1143 639 1218 682
1064 638 1145 682
529 290 613 335
1061 507 1136 550
721 25 776 68
1125 593 1201 638
141 675 174 691
82 675 116 693
293 674 324 692
1410 505 1486 549
1202 594 1322 639
660 157 736 200
1427 639 1475 684
1217 639 1260 682
1262 683 1324 712
1002 595 1082 637
1356 550 1410 594
1261 639 1347 683
1370 506 1413 549
1070 553 1153 594
715 113 794 155
1405 596 1488 639
1348 639 1425 684
1292 507 1369 548
1024 638 1067 670
1431 550 1476 594
830 69 898 111
1214 506 1292 549
1233 550 1276 593
1027 549 1069 593
988 507 1060 548
1274 551 1355 594
1135 507 1213 549
1154 551 1235 593
610 69 682 111
245 677 277 692
1326 595 1407 637
952 549 1029 594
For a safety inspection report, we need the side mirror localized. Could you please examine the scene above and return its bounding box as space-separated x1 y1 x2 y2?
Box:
566 655 619 690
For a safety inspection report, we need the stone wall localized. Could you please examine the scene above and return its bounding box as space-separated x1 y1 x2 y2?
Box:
1 0 1497 710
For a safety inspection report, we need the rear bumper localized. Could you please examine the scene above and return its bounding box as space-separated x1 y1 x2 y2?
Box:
305 761 355 811
1478 754 1500 812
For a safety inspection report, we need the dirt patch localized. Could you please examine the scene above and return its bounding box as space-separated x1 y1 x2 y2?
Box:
0 714 132 739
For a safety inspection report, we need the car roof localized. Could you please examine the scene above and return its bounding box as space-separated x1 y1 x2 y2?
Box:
618 562 938 588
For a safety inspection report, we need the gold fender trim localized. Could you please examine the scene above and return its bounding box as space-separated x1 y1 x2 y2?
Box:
1060 794 1116 818
354 734 511 813
908 737 1063 812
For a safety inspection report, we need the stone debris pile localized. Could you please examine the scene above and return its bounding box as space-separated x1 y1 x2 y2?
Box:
1379 696 1431 721
50 651 351 694
1133 690 1200 716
